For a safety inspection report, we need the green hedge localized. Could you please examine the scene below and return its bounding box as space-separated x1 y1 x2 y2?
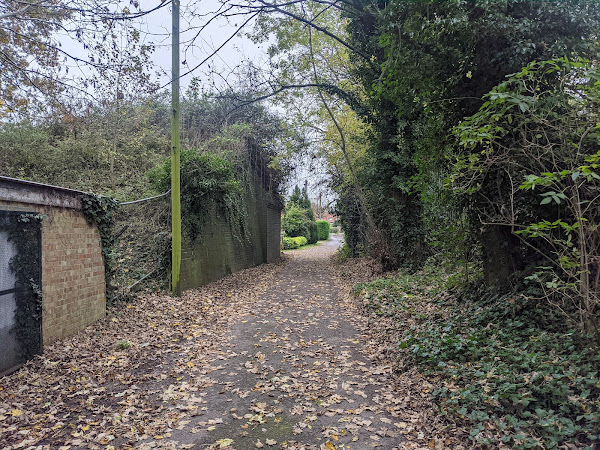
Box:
308 221 318 244
283 236 308 250
316 220 330 240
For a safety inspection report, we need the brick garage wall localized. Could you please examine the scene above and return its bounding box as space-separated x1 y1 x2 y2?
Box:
0 179 106 346
39 208 105 344
179 176 282 291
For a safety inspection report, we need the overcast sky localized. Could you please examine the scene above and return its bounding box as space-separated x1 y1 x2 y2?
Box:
142 0 268 91
57 0 329 203
57 0 268 95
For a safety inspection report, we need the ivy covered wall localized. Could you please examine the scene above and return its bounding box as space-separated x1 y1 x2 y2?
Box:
0 177 106 351
179 173 282 291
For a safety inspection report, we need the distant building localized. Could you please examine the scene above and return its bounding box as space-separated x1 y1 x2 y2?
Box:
320 211 338 224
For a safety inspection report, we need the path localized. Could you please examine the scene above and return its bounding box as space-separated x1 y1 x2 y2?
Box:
0 237 411 450
170 236 404 449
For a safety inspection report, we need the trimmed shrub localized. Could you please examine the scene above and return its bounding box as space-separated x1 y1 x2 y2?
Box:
282 205 310 239
283 237 297 249
307 221 318 244
316 220 330 240
283 236 308 250
294 236 307 247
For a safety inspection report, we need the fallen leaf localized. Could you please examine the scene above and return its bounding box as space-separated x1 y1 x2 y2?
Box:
216 438 234 448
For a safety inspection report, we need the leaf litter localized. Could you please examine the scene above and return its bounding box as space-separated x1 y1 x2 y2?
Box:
0 236 462 449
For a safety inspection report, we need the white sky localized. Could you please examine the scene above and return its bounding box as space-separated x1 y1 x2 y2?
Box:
56 0 332 204
143 0 268 91
57 0 268 94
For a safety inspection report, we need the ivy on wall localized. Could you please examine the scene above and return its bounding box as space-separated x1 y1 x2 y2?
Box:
148 150 248 242
3 212 43 362
81 193 119 304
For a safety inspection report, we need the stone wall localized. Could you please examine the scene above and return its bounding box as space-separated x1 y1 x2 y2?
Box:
0 177 105 345
179 177 282 291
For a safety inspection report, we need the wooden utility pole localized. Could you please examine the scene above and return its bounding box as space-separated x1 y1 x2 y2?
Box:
171 0 181 296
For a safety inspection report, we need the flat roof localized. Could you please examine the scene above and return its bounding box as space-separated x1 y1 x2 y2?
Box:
0 176 86 195
0 176 84 209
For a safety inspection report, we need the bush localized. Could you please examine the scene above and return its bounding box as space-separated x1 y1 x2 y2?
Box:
282 237 297 249
307 221 318 244
282 205 310 238
295 236 308 247
283 236 307 249
282 205 318 243
316 220 330 240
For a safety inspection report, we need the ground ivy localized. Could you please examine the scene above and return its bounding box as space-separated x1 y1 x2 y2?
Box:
81 193 119 304
355 266 600 448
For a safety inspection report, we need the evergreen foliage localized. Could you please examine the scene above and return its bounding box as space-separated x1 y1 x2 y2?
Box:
81 193 120 304
148 150 245 241
342 0 600 272
3 213 43 362
282 205 312 241
357 267 600 447
316 220 330 241
283 236 308 250
283 184 318 244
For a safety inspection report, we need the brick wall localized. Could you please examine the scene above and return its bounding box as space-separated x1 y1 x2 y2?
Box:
179 177 282 291
0 184 106 345
266 205 282 263
39 207 105 344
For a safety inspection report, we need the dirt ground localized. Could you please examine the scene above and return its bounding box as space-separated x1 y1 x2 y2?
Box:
0 236 456 450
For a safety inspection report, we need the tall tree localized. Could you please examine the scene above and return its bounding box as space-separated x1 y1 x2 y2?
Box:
0 0 165 117
345 0 600 275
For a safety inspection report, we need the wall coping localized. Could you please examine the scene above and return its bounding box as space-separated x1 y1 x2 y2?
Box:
0 176 84 210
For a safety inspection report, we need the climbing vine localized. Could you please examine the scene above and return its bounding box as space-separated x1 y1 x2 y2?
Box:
148 150 248 242
81 193 119 303
3 212 44 362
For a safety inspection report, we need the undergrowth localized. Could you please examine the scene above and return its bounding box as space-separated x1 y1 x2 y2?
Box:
354 266 600 448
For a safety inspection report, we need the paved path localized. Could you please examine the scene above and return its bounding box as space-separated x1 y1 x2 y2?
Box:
169 237 405 449
0 237 408 450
